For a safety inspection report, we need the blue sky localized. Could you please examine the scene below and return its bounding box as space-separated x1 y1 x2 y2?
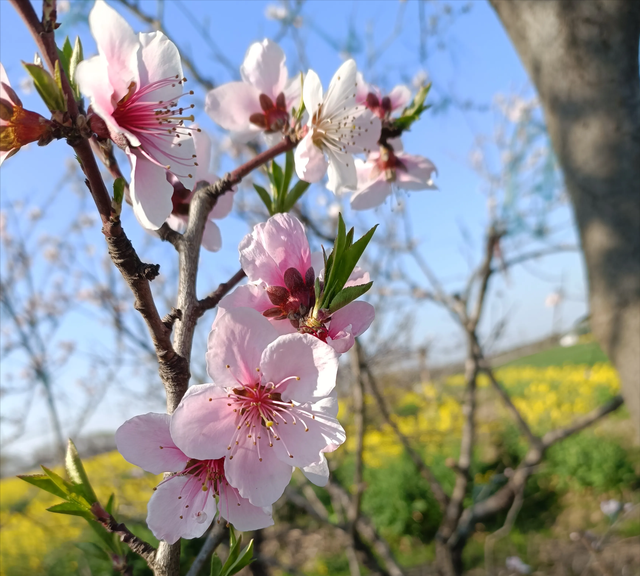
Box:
0 0 587 459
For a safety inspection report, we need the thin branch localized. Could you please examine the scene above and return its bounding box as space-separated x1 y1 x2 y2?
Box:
484 483 526 576
452 395 624 545
91 503 157 569
541 395 624 448
362 348 450 512
185 524 227 576
197 269 247 315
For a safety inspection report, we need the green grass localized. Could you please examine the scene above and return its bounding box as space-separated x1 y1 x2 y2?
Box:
505 341 608 367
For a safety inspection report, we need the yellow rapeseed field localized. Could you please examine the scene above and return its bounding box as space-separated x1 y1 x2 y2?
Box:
344 363 620 468
0 363 621 574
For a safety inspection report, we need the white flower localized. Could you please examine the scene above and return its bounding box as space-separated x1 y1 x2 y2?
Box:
295 60 381 195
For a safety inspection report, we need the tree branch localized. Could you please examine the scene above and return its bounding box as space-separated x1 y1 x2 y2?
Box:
197 269 247 315
362 347 450 512
91 503 157 569
185 524 227 576
452 395 624 545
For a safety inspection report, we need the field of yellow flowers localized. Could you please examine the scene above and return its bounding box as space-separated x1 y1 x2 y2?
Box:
0 347 630 576
345 362 621 469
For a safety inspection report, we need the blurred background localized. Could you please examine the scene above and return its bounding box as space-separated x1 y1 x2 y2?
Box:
0 1 638 575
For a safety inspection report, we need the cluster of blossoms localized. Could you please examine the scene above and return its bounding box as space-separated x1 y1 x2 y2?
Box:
117 213 364 541
2 0 436 544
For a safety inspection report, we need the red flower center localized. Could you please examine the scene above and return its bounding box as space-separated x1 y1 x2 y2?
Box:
249 92 290 133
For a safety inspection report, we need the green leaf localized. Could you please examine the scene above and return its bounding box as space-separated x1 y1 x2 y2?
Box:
333 224 377 291
76 541 110 562
113 178 125 205
394 84 431 132
328 281 373 313
68 37 84 99
17 473 68 499
322 214 348 305
210 554 223 576
222 528 243 573
281 151 295 199
65 439 98 504
271 160 284 205
47 501 94 521
56 37 73 82
40 465 75 497
87 518 122 556
105 493 115 515
253 184 273 215
225 539 255 576
22 62 66 112
41 465 91 507
282 180 310 212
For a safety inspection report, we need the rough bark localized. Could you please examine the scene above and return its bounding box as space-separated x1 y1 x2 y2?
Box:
489 0 640 440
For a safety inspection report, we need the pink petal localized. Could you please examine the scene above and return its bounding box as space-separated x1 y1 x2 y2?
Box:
210 189 234 220
170 384 237 461
217 482 274 531
396 153 438 191
147 475 216 544
302 455 329 486
206 308 278 389
326 149 357 194
115 413 189 475
165 213 187 234
322 60 357 119
327 301 375 353
260 334 339 403
283 75 302 111
239 213 312 286
350 177 392 211
205 82 262 132
89 0 139 101
201 220 222 252
224 434 293 507
137 31 183 103
302 69 323 117
272 399 345 469
215 284 297 337
128 149 174 230
191 126 212 184
294 132 328 183
388 85 412 111
240 39 288 98
345 266 371 288
75 55 118 132
354 71 370 105
0 63 10 95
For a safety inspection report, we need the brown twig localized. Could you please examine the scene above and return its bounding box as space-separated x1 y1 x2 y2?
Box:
184 524 227 576
363 352 449 512
197 269 247 315
91 503 157 568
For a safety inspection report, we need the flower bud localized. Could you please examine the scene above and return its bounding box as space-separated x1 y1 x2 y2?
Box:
1 79 53 164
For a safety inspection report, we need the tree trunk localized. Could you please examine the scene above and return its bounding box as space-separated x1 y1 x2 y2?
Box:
489 0 640 441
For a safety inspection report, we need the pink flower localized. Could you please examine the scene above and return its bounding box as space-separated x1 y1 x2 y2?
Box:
355 73 412 120
1 63 53 165
116 412 273 544
170 308 345 507
216 213 375 353
205 40 300 143
165 127 234 251
352 140 437 210
295 60 381 194
75 0 197 230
